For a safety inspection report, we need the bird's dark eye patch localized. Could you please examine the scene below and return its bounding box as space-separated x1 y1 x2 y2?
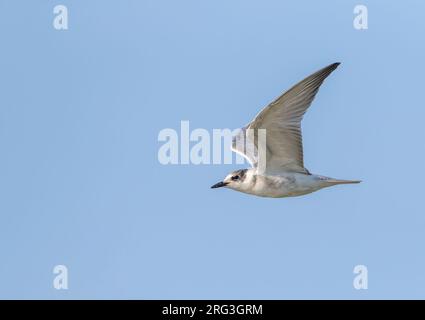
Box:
231 175 240 181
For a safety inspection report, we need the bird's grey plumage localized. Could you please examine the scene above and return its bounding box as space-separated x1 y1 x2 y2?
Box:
214 63 361 198
232 63 339 174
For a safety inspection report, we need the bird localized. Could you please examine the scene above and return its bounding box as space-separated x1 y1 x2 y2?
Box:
211 62 361 198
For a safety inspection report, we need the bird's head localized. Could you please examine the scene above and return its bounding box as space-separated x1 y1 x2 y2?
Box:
211 169 250 192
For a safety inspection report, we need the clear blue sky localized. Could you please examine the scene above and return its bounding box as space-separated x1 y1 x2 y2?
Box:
1 0 424 299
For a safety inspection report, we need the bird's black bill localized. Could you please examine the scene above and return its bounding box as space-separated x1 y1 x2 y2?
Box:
211 181 227 189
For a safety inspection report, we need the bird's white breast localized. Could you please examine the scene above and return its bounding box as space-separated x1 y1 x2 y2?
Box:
244 172 325 198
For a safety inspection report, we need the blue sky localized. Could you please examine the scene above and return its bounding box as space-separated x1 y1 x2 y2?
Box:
0 0 424 299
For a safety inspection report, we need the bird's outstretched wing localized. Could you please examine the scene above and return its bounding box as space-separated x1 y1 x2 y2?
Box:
232 62 340 173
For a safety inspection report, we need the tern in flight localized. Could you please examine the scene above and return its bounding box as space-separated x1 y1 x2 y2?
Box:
211 63 360 198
